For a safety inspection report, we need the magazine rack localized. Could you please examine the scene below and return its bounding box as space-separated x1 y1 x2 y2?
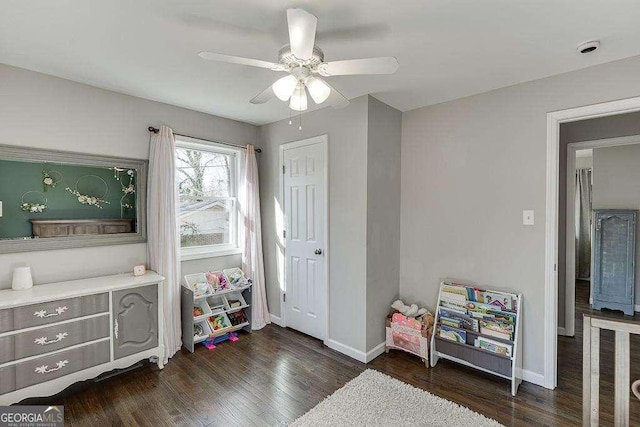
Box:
430 281 523 396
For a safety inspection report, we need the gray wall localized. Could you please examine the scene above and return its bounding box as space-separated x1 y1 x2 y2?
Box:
400 54 640 378
259 95 401 354
592 144 640 306
259 96 369 352
557 111 640 328
366 96 402 351
0 64 258 289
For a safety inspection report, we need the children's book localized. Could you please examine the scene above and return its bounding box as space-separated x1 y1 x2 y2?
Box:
475 337 512 357
440 299 467 312
439 307 480 332
438 325 467 343
440 317 463 329
482 290 515 310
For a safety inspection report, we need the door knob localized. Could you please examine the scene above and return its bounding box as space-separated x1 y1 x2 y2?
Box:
314 249 323 255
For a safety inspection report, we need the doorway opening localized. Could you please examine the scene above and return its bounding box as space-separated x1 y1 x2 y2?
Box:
545 97 640 389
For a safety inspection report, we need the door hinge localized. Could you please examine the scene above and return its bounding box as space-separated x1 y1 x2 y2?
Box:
283 293 286 302
283 230 286 238
282 165 285 174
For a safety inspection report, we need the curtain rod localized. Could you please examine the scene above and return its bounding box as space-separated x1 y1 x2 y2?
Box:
148 127 261 153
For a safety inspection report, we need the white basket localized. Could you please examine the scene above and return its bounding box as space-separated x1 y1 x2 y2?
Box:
194 319 212 343
225 292 248 313
208 312 232 335
184 273 213 299
193 299 212 320
207 294 230 314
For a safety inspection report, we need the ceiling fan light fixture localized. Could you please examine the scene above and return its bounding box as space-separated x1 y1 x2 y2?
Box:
306 77 331 104
289 83 308 111
272 75 298 101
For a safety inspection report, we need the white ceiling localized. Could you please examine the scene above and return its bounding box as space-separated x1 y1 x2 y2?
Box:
2 0 640 125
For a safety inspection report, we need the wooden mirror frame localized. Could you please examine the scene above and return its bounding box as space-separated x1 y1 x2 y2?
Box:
0 144 147 253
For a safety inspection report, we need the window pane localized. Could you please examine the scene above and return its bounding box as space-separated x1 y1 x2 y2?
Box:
176 147 234 198
179 198 234 248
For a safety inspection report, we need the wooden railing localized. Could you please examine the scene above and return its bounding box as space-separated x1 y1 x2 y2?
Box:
583 315 640 426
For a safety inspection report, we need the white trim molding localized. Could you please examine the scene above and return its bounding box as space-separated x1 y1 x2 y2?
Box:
326 339 386 363
521 369 545 387
545 95 640 390
269 313 284 327
365 342 386 363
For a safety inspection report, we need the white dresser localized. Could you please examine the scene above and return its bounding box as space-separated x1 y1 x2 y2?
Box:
0 272 165 405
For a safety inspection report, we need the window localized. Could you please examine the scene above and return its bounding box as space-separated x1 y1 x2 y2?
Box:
176 137 242 259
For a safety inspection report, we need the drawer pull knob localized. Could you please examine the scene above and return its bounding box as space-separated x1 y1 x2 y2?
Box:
34 332 68 346
35 360 68 374
34 306 68 318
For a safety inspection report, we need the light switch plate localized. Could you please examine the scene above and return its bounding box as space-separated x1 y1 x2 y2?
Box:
523 210 534 226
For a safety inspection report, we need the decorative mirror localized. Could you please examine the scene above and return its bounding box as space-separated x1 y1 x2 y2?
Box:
0 144 147 253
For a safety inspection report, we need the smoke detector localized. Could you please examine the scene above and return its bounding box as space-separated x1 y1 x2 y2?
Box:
577 40 600 54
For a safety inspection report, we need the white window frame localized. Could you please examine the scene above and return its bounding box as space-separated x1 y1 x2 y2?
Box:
176 136 243 261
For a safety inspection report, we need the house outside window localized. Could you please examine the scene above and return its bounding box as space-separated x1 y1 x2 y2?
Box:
176 136 242 260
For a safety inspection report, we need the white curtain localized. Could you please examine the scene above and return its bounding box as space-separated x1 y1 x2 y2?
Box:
240 145 270 330
148 125 181 365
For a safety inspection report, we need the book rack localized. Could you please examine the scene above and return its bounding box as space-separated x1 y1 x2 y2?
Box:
430 281 523 396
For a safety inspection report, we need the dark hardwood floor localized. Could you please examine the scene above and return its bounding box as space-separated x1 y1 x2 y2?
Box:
20 283 640 426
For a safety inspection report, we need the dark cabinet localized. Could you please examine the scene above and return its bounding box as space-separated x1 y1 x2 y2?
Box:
112 285 158 359
592 209 636 316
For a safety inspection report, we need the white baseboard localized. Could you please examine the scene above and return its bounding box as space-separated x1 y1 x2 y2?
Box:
521 369 545 387
325 339 386 364
269 313 284 327
365 342 386 363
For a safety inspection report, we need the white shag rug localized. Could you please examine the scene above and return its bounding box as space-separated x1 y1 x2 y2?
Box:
291 370 503 426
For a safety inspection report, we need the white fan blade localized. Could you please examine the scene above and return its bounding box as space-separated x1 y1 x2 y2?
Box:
287 8 317 60
322 81 350 109
250 85 276 104
318 57 399 76
198 52 284 71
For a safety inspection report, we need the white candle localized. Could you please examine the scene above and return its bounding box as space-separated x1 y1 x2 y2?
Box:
12 266 33 291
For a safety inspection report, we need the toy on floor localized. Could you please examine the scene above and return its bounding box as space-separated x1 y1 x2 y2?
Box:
391 299 429 318
385 300 434 368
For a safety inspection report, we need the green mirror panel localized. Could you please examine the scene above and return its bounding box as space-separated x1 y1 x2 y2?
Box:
0 144 147 253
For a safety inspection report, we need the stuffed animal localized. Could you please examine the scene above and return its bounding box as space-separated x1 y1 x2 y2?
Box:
391 299 430 318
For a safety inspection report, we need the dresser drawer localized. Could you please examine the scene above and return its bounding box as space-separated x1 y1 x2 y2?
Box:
14 340 110 391
0 365 15 395
0 309 11 334
8 293 108 331
0 315 110 365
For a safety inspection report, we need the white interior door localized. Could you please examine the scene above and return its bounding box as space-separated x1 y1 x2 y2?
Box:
283 138 326 340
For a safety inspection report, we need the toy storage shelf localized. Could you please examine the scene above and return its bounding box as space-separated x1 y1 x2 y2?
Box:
181 273 252 353
430 281 523 396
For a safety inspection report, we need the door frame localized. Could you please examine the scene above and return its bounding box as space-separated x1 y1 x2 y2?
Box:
563 135 640 338
279 134 330 342
545 95 640 389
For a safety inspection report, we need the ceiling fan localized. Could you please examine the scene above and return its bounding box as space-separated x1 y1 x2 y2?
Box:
198 8 399 112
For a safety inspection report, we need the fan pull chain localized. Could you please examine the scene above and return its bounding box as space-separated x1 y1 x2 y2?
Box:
288 108 292 126
299 110 303 131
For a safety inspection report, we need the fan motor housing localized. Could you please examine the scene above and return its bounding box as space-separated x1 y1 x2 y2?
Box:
279 45 324 68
